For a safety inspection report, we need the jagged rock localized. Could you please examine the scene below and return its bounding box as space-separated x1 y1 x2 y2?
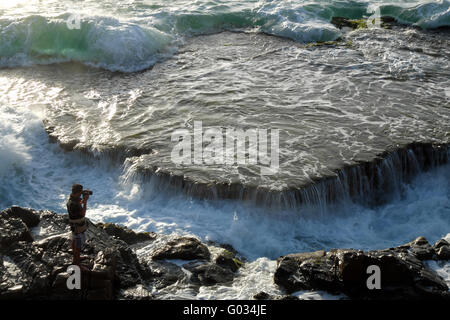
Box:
35 234 73 268
435 246 450 260
434 239 449 249
4 206 40 228
274 243 450 299
0 215 34 250
276 250 326 264
253 291 272 300
151 237 211 261
0 207 157 299
275 250 342 294
400 236 434 260
31 210 71 241
1 207 247 299
96 222 156 245
142 260 187 290
433 239 450 260
215 249 243 272
6 206 447 301
274 250 339 293
0 241 51 298
183 261 235 286
50 251 116 300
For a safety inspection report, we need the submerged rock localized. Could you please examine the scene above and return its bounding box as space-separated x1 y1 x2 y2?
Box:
331 16 398 30
331 17 368 30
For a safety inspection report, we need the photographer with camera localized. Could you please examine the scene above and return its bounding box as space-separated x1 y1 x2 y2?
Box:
67 183 92 267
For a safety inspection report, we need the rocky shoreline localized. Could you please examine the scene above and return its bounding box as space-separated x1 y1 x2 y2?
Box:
1 206 449 300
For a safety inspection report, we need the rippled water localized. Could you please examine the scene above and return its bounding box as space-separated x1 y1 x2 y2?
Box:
11 29 449 197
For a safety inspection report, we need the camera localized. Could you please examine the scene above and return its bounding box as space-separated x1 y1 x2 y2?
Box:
82 190 93 196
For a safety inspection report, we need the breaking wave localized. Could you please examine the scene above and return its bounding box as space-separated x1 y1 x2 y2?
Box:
0 0 449 72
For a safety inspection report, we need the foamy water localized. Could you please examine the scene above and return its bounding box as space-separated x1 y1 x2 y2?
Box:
1 66 449 299
1 0 450 71
1 96 449 256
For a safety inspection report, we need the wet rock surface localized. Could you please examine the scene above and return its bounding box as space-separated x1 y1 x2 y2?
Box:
0 207 242 300
215 249 244 273
331 16 399 31
434 239 450 260
150 236 211 261
0 206 153 300
96 222 157 245
274 236 450 300
1 207 449 300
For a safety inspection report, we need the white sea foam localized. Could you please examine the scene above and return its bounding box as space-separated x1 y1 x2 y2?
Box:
1 102 449 261
424 260 450 289
1 0 449 72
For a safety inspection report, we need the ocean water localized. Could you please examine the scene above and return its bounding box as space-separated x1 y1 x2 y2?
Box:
1 0 449 299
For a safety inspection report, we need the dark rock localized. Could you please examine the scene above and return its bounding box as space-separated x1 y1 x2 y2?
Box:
278 295 300 300
432 239 450 260
142 260 187 290
31 210 71 241
151 237 211 261
276 250 326 264
275 244 450 299
331 17 366 30
50 272 83 299
35 234 73 268
331 16 398 30
0 206 159 299
435 246 450 260
253 291 272 300
400 236 434 260
215 249 243 272
50 251 116 300
253 291 299 300
274 250 338 294
434 239 449 249
0 215 34 250
96 222 156 245
5 206 40 228
1 241 51 298
183 261 235 286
